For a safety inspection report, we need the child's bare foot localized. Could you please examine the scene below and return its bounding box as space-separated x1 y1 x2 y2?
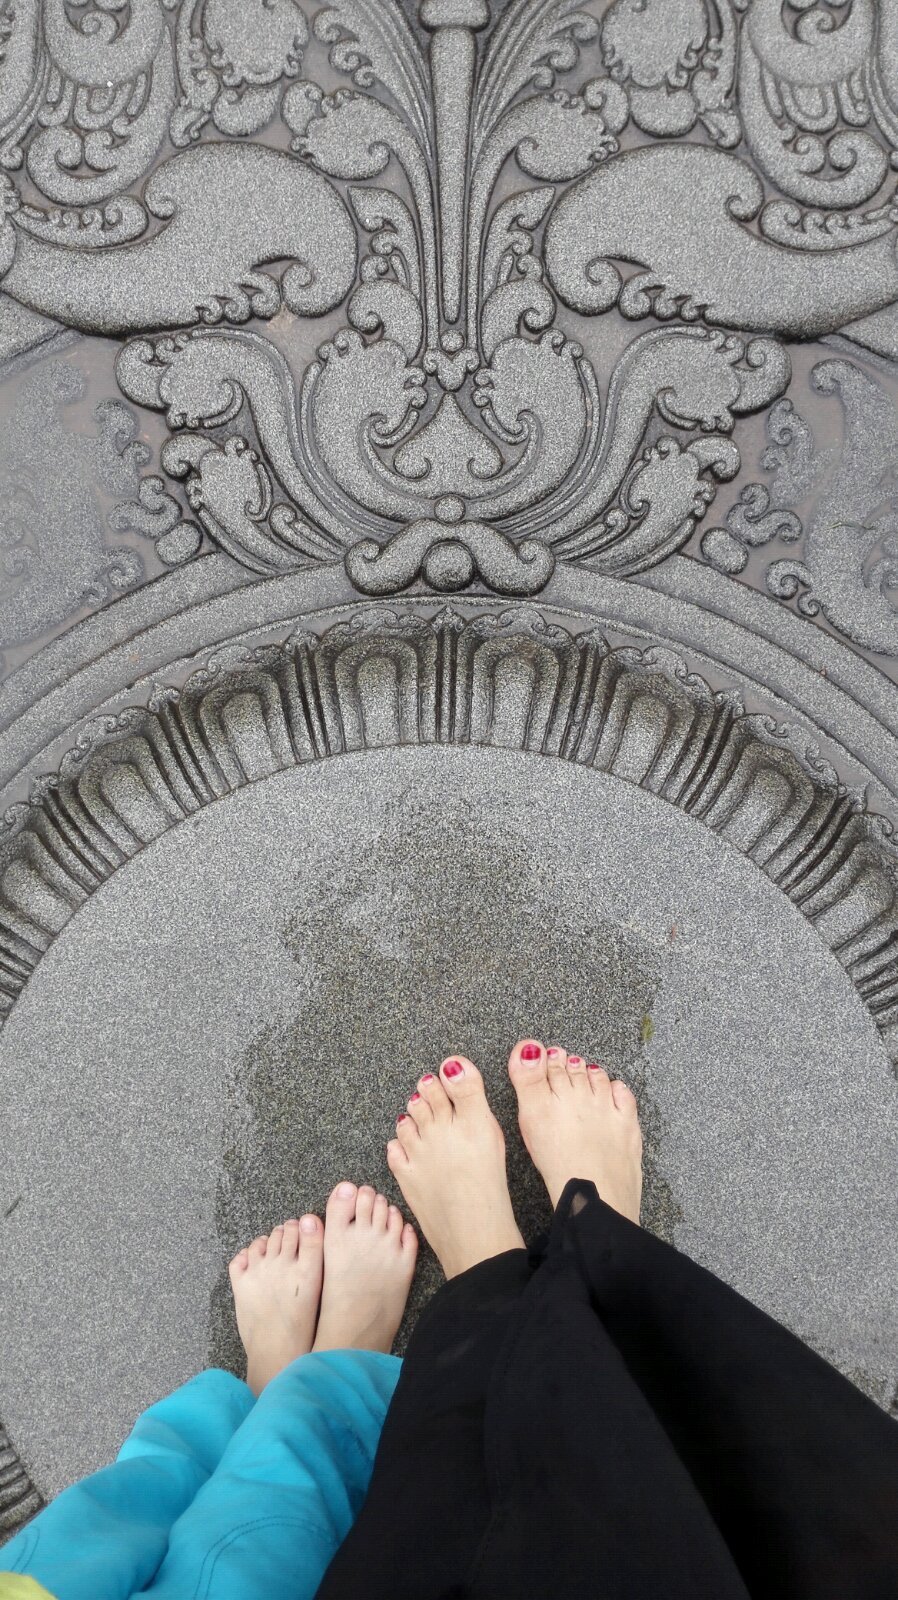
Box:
508 1040 643 1223
387 1056 525 1279
312 1183 418 1354
229 1216 325 1396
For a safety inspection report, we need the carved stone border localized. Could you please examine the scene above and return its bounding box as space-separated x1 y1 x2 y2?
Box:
0 605 896 1067
0 1420 43 1544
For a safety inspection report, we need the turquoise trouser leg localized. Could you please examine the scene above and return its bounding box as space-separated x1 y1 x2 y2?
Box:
135 1351 401 1600
0 1352 400 1600
0 1369 255 1600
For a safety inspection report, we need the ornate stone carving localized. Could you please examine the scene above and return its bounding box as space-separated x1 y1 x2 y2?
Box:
1 606 896 1059
2 1 897 618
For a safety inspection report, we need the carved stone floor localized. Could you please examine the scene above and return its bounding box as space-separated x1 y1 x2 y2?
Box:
2 0 898 1542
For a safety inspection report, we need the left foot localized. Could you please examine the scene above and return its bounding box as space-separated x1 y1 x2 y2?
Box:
312 1183 418 1354
229 1216 325 1396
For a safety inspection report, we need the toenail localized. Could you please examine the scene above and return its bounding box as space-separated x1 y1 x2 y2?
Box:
569 1056 584 1066
547 1048 562 1057
300 1216 318 1234
586 1061 601 1070
443 1060 464 1077
410 1092 421 1101
397 1111 410 1121
336 1182 355 1198
421 1074 434 1083
521 1043 541 1060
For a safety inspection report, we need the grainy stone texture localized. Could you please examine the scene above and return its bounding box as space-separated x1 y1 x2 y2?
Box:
1 0 898 1534
1 749 895 1498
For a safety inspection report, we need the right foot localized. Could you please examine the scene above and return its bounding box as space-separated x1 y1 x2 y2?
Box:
312 1182 418 1354
508 1039 643 1222
387 1056 525 1279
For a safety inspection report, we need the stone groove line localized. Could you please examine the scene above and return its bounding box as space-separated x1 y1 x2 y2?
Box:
0 607 895 1060
0 1420 44 1542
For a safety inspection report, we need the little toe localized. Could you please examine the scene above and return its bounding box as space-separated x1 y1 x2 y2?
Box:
402 1222 418 1257
387 1204 404 1236
439 1054 485 1108
508 1039 548 1094
281 1220 301 1259
355 1184 376 1223
326 1182 358 1229
610 1077 638 1113
387 1137 409 1171
373 1193 389 1230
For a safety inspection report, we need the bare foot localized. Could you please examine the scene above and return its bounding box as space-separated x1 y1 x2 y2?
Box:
312 1182 418 1354
387 1056 525 1279
508 1039 643 1223
229 1216 325 1396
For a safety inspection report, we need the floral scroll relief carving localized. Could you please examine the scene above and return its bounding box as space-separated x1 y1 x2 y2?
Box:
0 2 898 608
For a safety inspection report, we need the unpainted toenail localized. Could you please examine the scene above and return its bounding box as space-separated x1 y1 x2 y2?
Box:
300 1216 318 1234
336 1182 355 1198
443 1060 464 1077
521 1043 541 1060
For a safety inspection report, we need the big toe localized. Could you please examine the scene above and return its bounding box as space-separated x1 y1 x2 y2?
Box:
438 1053 486 1109
508 1038 547 1097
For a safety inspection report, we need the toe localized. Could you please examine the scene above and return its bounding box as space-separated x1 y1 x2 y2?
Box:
418 1071 451 1119
296 1215 324 1277
407 1089 432 1125
326 1182 358 1229
387 1204 404 1236
281 1220 301 1259
610 1077 638 1113
396 1112 419 1151
373 1193 389 1230
228 1247 249 1276
438 1054 485 1108
402 1222 418 1257
387 1137 409 1171
248 1234 268 1262
587 1061 612 1097
355 1184 376 1223
267 1225 285 1257
508 1039 548 1095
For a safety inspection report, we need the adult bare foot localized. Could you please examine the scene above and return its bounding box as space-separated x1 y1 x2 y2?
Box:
508 1039 643 1223
229 1216 325 1396
312 1182 418 1354
387 1056 525 1279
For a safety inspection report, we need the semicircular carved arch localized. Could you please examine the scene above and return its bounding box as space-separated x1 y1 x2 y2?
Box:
0 606 896 1067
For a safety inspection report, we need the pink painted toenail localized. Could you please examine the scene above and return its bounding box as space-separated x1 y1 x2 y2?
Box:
569 1056 584 1066
410 1092 421 1102
421 1074 435 1083
521 1043 541 1060
443 1060 464 1078
547 1048 562 1057
397 1112 409 1121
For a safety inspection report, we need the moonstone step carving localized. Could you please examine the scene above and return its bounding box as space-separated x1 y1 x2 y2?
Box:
1 608 895 1058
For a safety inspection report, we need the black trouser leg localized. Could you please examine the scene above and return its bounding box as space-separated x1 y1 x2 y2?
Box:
557 1179 898 1600
314 1247 534 1599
